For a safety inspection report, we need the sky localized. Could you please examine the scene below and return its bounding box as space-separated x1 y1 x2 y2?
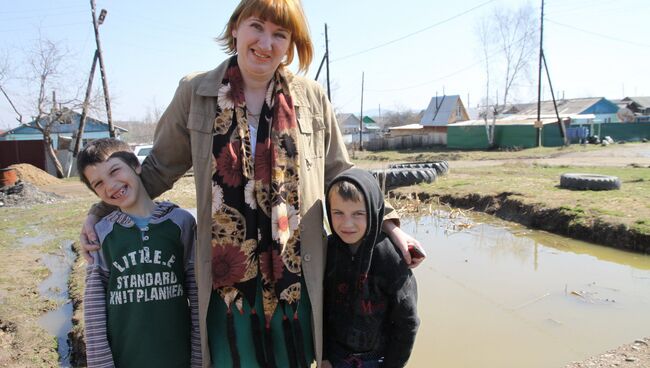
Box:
1 0 649 129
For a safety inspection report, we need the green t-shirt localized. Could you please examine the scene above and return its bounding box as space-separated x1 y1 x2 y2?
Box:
102 220 191 367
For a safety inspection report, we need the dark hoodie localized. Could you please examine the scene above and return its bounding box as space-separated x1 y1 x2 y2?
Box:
324 168 419 368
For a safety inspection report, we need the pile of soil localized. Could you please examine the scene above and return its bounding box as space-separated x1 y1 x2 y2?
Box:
0 181 62 208
9 164 62 186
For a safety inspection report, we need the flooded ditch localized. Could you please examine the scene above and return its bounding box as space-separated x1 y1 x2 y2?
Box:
37 241 75 367
32 209 650 367
406 211 650 368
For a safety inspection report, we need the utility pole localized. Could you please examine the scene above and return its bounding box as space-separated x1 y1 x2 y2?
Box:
359 72 364 151
67 50 99 177
314 23 332 101
91 1 114 137
535 0 544 147
536 0 568 146
324 24 331 101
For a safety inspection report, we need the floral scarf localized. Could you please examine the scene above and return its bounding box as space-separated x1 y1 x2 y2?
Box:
210 56 304 367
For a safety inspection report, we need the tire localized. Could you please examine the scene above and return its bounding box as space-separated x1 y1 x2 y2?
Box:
368 168 436 191
389 161 449 176
559 173 621 191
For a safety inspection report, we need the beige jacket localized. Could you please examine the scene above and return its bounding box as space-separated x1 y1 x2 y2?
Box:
126 59 397 367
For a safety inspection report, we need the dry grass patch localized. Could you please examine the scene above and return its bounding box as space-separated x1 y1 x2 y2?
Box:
416 163 650 233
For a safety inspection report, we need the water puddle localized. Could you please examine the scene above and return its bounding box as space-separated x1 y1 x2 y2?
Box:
406 212 650 368
37 241 76 367
19 232 55 248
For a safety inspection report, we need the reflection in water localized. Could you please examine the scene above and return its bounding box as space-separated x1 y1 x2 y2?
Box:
406 212 650 368
37 242 75 367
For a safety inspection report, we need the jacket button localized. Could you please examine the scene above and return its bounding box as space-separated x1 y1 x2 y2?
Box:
303 254 311 262
143 235 150 241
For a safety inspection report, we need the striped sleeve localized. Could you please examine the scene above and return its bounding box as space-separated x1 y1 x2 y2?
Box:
185 263 202 367
83 255 115 368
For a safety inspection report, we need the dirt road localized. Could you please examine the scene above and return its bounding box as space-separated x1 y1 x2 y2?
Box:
452 143 650 168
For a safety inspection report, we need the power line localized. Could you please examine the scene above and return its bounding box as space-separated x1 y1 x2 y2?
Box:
368 31 533 93
332 0 497 62
0 9 87 22
546 19 650 48
0 22 88 33
0 4 84 15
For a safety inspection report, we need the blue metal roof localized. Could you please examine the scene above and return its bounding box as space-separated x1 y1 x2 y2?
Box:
3 110 126 135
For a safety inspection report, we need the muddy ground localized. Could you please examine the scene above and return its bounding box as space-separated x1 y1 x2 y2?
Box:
2 143 649 367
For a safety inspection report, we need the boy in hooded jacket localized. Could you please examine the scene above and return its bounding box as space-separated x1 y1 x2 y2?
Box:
323 168 420 368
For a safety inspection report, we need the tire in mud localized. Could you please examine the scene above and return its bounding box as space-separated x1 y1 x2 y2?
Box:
559 173 621 191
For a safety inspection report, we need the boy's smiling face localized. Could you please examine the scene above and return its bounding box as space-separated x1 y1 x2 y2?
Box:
328 187 367 247
83 157 144 213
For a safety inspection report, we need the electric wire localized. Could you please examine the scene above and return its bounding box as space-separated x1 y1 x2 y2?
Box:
546 19 650 48
331 0 497 62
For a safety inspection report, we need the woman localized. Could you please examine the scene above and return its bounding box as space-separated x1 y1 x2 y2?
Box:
81 0 424 367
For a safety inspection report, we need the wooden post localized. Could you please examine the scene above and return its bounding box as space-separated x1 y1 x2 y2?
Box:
325 23 331 101
90 1 114 137
67 50 99 177
359 72 364 151
536 0 544 147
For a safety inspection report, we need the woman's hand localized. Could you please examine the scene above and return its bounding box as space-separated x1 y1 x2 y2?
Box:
382 220 426 268
80 214 101 263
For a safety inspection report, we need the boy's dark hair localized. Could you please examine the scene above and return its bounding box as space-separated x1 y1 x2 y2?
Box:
329 180 363 203
77 138 139 191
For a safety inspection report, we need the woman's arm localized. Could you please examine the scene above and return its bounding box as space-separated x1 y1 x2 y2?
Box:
80 76 194 262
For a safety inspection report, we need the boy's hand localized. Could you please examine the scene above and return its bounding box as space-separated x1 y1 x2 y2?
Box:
80 214 101 264
382 220 426 268
321 360 333 368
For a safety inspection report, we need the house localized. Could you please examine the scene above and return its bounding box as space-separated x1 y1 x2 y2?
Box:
336 113 362 134
614 96 650 122
0 108 127 175
362 116 381 132
420 95 470 126
0 108 126 147
336 113 384 148
502 97 620 124
619 96 650 115
389 94 469 145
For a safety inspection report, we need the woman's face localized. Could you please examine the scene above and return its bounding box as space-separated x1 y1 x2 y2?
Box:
232 16 292 82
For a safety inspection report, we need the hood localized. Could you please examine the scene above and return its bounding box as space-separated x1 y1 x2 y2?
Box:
326 168 385 279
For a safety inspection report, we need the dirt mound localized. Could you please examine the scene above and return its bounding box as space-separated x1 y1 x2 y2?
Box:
9 164 62 186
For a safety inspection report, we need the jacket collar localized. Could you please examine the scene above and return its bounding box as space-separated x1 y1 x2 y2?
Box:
104 201 177 227
197 57 308 107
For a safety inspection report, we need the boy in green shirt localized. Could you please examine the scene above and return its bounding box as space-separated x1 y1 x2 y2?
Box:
78 138 201 367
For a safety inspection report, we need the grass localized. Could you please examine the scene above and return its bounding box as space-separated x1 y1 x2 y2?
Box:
0 194 96 367
383 159 650 236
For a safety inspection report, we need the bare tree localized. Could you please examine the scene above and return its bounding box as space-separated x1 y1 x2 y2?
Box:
477 3 539 147
383 107 421 128
23 36 86 178
0 50 23 124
